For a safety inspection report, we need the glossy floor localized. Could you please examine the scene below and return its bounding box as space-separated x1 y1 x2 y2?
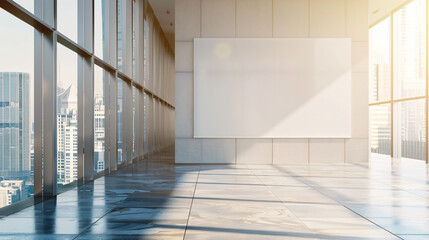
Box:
1 154 429 239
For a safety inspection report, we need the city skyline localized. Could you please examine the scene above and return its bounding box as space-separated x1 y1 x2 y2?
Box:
0 72 33 207
370 0 427 160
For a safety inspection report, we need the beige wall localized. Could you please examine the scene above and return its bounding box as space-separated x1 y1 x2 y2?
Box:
175 0 369 164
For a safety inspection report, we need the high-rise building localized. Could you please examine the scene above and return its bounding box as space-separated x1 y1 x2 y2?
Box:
57 85 72 112
57 107 77 185
0 72 30 179
94 92 105 172
0 180 27 208
64 119 78 183
0 72 31 206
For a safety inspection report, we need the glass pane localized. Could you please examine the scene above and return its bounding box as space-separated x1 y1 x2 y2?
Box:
56 44 78 187
117 79 123 165
94 0 109 61
132 87 136 159
0 9 34 208
144 17 149 86
393 0 426 99
94 66 105 173
397 99 426 160
13 0 34 14
369 17 391 103
144 93 147 155
57 0 78 43
370 104 391 156
118 0 125 71
133 0 136 79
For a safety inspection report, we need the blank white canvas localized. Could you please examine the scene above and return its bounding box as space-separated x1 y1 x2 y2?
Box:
194 38 351 138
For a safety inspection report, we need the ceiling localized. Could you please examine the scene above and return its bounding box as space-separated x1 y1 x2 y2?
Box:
148 0 175 50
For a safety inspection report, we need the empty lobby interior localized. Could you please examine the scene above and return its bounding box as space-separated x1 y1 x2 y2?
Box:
1 0 429 239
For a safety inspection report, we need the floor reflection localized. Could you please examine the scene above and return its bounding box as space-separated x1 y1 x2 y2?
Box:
1 153 429 239
35 199 56 234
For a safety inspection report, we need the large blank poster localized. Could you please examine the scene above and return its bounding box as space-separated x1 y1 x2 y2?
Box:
194 38 351 138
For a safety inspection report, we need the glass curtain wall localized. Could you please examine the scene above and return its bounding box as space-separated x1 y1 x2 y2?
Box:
117 0 126 72
12 0 34 14
369 0 428 161
94 0 107 61
57 0 78 43
0 0 175 213
117 78 123 165
0 8 34 208
144 4 175 159
94 65 106 173
56 43 79 186
133 86 136 159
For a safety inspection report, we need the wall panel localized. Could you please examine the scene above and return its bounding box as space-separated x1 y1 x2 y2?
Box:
309 0 346 38
201 0 236 38
236 0 273 38
273 0 309 38
175 0 201 41
175 0 368 164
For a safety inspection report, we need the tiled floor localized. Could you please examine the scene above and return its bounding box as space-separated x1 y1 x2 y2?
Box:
1 154 429 239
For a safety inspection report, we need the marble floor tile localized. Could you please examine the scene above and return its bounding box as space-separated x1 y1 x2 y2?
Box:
397 235 429 240
2 154 429 239
367 218 429 235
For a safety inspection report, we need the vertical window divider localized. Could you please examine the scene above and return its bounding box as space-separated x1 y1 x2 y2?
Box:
84 56 95 182
390 12 394 159
34 28 43 199
110 72 118 172
425 0 429 164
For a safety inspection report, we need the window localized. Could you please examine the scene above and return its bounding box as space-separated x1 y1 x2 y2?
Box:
393 0 426 99
132 86 136 159
369 0 428 161
13 0 34 14
56 43 78 187
117 0 125 72
57 0 78 43
370 104 391 156
0 0 174 213
94 65 105 173
144 93 147 155
396 100 426 160
118 0 131 76
0 8 34 208
94 0 110 62
133 0 136 79
117 78 123 165
144 16 149 86
370 17 391 103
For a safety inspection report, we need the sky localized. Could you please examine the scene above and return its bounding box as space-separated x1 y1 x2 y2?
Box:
0 0 104 121
0 0 120 133
0 7 35 123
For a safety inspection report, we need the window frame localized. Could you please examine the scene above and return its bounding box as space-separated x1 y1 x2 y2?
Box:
369 0 429 162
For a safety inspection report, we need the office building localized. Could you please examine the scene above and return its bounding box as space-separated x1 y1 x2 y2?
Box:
0 180 27 208
0 72 32 206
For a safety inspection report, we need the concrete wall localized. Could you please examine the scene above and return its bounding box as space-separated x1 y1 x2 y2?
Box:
175 0 369 164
